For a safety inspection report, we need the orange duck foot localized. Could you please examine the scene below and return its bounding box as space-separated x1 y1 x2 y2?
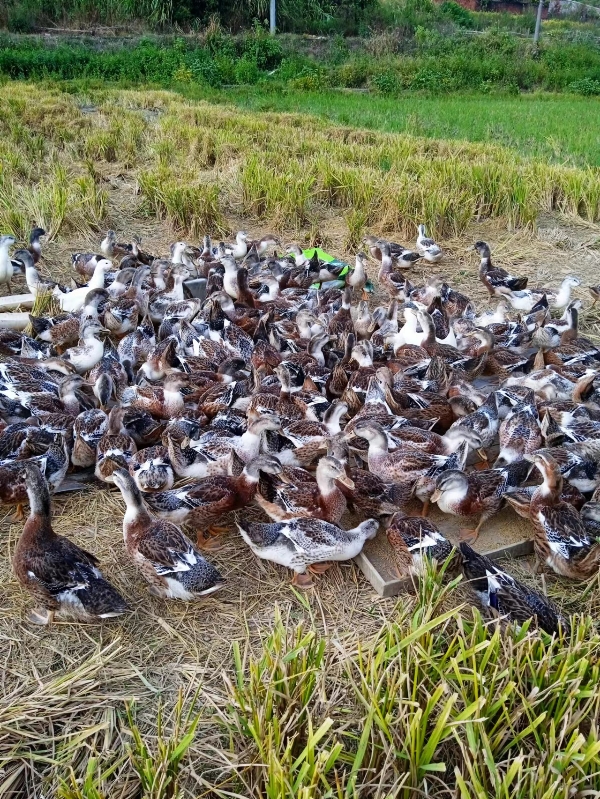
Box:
196 528 228 552
458 527 479 544
308 561 333 575
27 608 53 625
292 572 314 588
12 503 25 522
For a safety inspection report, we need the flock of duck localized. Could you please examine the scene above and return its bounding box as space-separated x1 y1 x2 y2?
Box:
0 224 599 635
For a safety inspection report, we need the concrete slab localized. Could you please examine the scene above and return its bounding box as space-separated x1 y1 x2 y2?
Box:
0 294 35 312
354 503 534 597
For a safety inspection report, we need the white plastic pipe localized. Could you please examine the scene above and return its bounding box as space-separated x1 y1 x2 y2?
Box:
0 312 31 330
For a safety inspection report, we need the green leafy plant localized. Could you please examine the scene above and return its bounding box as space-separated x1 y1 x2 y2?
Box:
125 692 200 799
570 77 600 95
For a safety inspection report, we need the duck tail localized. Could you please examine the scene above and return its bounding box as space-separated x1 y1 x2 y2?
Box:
508 277 528 291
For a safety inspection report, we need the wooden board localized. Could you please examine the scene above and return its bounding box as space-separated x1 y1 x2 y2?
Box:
354 504 534 598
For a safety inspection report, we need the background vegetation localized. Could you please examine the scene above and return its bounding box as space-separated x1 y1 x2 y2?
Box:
2 23 600 93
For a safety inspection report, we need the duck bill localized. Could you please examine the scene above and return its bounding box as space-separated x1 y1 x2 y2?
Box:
476 448 488 461
337 475 355 490
430 489 441 504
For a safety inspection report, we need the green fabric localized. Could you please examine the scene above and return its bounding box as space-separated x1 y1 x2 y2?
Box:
302 247 335 263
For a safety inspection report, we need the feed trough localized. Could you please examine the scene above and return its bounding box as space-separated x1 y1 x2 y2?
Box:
355 505 534 597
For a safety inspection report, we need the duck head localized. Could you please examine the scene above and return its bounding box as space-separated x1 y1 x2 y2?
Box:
430 470 469 505
473 241 491 258
317 455 354 490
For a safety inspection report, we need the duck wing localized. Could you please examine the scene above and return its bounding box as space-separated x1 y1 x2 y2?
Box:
534 502 593 561
279 518 343 552
459 543 565 635
136 521 202 574
26 536 128 615
390 517 454 561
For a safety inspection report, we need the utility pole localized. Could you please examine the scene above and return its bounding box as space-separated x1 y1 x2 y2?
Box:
270 0 276 34
533 0 544 44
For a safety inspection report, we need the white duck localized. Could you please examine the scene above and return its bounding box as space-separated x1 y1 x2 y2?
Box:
501 276 581 313
100 231 114 257
225 231 249 260
0 235 16 294
62 319 107 374
387 305 425 352
474 300 510 327
170 242 196 272
416 224 443 263
550 276 581 309
54 259 113 312
17 250 60 297
236 516 379 587
286 244 308 266
222 256 240 299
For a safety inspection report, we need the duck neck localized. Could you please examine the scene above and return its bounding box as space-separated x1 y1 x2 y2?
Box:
292 248 307 266
366 429 388 454
121 480 150 527
262 280 280 302
237 271 255 308
27 470 52 521
475 331 493 355
364 377 388 407
90 266 108 289
82 299 101 319
554 280 572 308
380 249 393 275
561 308 578 344
418 312 436 345
479 251 492 271
353 257 365 281
402 308 418 332
172 244 186 264
315 462 337 497
235 464 262 500
323 403 345 435
170 274 185 301
353 350 373 368
237 426 262 461
107 409 125 435
308 337 327 367
60 386 80 415
25 265 40 290
539 463 562 501
278 371 291 399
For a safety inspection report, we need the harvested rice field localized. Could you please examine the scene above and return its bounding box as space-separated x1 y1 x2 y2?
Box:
1 82 600 798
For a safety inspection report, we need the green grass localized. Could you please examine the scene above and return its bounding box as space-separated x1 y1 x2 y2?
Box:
12 565 600 797
2 81 600 241
176 85 600 169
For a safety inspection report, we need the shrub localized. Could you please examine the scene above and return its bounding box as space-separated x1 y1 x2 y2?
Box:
234 54 261 84
290 66 331 91
570 77 600 95
241 23 283 70
7 2 37 33
334 56 372 87
277 54 315 81
440 0 475 28
370 69 400 95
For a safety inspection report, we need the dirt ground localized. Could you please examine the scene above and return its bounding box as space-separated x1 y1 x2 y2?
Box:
3 182 600 795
